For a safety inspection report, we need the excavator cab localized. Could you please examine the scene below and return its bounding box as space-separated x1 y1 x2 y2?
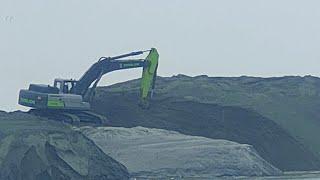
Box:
54 79 77 94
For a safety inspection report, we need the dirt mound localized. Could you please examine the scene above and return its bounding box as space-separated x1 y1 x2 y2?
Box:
0 111 129 180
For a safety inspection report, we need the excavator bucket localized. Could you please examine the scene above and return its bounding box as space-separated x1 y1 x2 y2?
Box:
140 48 159 108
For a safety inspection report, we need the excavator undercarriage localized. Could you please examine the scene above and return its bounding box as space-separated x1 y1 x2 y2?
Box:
28 109 108 126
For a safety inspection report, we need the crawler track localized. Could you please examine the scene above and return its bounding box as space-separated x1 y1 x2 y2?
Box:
28 109 108 126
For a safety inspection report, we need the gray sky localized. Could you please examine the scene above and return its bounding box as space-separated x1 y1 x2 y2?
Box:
1 0 319 111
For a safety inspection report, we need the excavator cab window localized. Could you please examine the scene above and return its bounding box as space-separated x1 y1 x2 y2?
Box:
54 79 76 94
55 81 62 92
62 82 76 94
63 84 69 93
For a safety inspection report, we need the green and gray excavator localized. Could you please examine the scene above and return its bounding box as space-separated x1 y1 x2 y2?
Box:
18 48 159 125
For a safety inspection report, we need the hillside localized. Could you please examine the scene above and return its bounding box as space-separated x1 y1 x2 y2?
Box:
93 75 320 171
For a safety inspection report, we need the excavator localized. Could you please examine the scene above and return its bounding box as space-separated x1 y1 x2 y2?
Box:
18 48 159 125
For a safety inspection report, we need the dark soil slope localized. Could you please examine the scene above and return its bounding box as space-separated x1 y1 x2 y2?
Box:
92 78 320 171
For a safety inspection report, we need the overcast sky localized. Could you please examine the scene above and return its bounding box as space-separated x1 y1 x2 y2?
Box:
1 0 319 111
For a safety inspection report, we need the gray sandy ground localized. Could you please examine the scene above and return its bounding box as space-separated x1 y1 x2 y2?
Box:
78 126 282 179
244 171 320 180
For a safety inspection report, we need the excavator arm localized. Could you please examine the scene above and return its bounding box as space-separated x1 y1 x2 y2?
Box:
70 48 159 107
140 48 159 108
